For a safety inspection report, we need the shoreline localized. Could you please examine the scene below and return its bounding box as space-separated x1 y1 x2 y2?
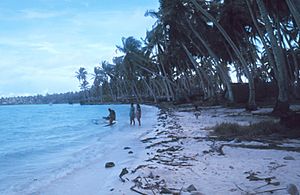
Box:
37 105 300 195
34 105 159 195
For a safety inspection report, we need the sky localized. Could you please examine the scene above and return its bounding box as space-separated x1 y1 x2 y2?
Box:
0 0 159 97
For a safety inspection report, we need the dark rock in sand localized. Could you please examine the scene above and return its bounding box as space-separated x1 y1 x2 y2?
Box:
105 162 115 168
186 184 197 192
124 147 131 150
128 151 133 154
287 183 299 195
283 156 295 160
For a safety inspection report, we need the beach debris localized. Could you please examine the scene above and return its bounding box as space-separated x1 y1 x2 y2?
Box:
119 168 129 182
131 176 148 195
124 146 131 150
132 164 149 174
145 137 180 149
157 146 182 153
268 161 287 172
284 156 296 160
143 177 156 195
105 162 115 168
245 171 275 182
148 172 154 179
190 192 205 195
254 181 281 190
141 137 157 143
132 106 300 195
194 111 201 119
287 184 299 195
256 187 287 194
233 138 241 143
203 142 225 155
130 186 147 195
160 186 173 194
185 184 197 192
128 151 133 154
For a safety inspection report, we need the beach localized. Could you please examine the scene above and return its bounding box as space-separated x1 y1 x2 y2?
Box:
36 104 300 195
33 104 159 195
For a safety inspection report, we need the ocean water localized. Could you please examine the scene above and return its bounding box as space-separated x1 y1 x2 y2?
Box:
0 104 156 195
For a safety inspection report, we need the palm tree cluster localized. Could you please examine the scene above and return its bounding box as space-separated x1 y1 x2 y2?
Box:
76 0 300 115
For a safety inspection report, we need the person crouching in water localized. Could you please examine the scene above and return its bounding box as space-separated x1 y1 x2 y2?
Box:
107 108 116 125
129 103 135 125
136 104 141 126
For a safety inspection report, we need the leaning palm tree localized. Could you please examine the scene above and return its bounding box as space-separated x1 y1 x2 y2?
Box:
255 0 290 114
188 0 257 110
116 36 144 102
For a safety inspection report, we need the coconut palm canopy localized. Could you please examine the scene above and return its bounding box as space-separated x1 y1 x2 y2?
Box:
78 0 300 115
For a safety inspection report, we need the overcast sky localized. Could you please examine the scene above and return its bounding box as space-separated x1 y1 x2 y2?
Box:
0 0 158 97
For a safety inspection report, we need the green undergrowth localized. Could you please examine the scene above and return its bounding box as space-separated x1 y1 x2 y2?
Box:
211 121 300 140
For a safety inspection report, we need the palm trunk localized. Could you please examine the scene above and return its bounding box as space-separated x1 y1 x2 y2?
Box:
132 80 142 103
141 75 157 103
157 46 175 101
107 83 116 101
256 0 290 114
286 0 300 29
182 44 206 95
281 24 299 84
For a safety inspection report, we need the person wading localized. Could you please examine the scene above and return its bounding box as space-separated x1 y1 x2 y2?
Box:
107 108 116 125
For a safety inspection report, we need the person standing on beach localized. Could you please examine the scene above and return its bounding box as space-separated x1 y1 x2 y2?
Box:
129 103 135 125
136 104 141 126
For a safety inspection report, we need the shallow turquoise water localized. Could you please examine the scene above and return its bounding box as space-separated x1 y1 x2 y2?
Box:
0 104 151 194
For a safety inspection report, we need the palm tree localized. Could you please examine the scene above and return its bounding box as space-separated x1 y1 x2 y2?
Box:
256 0 290 114
75 67 89 102
116 36 143 102
91 66 106 102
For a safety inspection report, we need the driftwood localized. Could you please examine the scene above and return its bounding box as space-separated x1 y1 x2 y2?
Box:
141 137 157 143
146 138 180 149
157 146 182 153
119 168 129 182
203 141 225 155
225 143 300 153
130 186 148 195
143 177 156 195
203 141 300 156
132 165 149 174
255 187 286 194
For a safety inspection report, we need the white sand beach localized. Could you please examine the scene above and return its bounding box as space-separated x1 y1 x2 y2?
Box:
37 105 300 195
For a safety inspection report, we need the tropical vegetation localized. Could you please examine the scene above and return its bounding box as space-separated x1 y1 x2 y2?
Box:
76 0 300 115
